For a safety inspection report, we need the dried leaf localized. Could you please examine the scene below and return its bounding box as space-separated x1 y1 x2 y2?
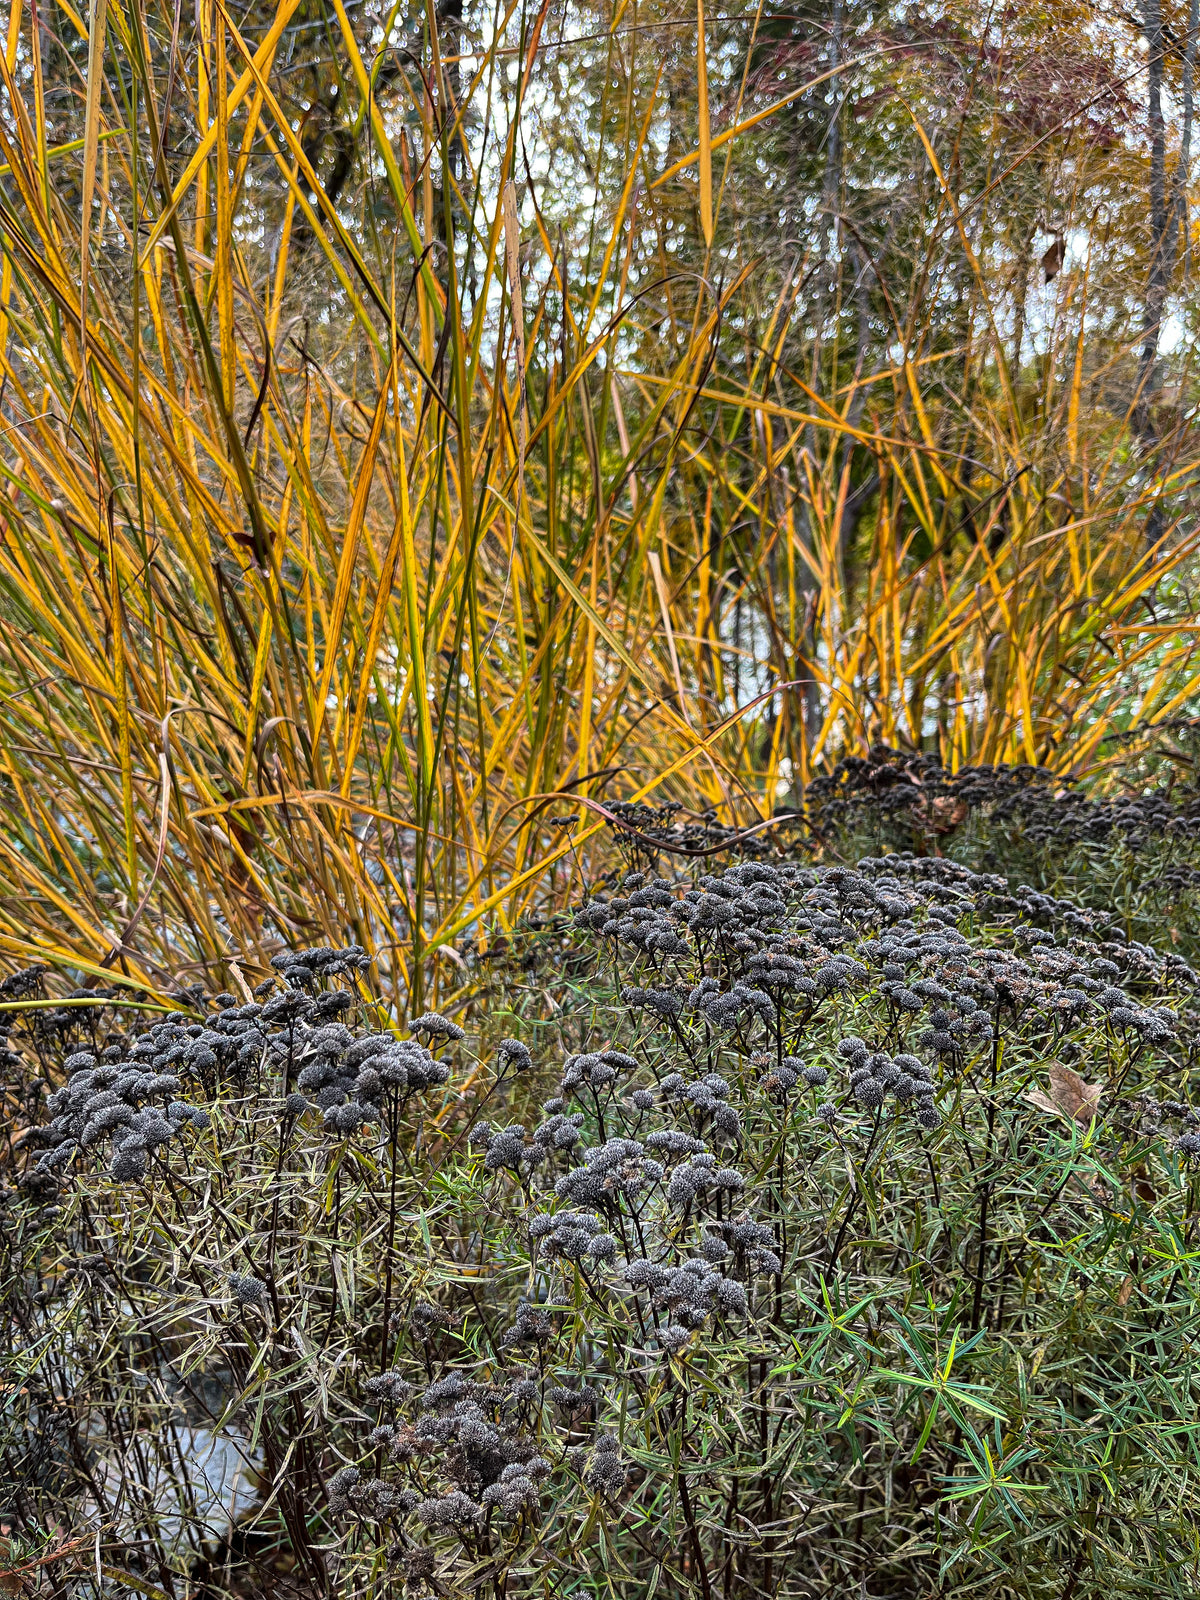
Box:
1042 235 1065 282
1022 1063 1103 1127
1131 1164 1156 1205
915 795 968 834
1117 1275 1135 1306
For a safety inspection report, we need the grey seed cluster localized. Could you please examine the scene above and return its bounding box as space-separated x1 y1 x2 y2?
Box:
760 1059 798 1095
759 1054 826 1097
548 1383 598 1412
352 1479 419 1520
554 1138 665 1206
227 1271 268 1307
840 1038 937 1125
409 1012 466 1042
1146 1097 1200 1158
0 964 46 1002
529 1209 616 1262
503 1302 556 1347
366 1370 414 1406
621 985 684 1018
657 1071 740 1134
327 1466 362 1516
270 944 369 990
699 1228 728 1262
811 745 1200 870
401 1548 437 1585
295 1031 449 1135
474 1123 531 1173
576 856 1188 1079
332 1362 588 1547
503 1377 541 1411
722 1211 782 1275
416 1490 484 1528
533 1111 587 1156
561 1049 640 1093
581 860 825 964
481 1457 550 1517
624 1255 747 1325
693 979 776 1031
496 1037 533 1073
666 1152 744 1206
582 1435 627 1494
746 949 819 997
420 1374 474 1408
644 1128 707 1157
16 942 397 1200
36 1044 208 1183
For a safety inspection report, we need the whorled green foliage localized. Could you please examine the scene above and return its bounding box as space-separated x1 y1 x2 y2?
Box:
3 846 1200 1599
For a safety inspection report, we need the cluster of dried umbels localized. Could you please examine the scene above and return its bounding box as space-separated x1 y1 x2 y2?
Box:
323 855 1195 1588
4 946 645 1593
26 946 460 1183
5 834 1200 1599
807 742 1200 863
601 798 782 865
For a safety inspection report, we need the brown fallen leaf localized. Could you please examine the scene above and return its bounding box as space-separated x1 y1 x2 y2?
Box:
1131 1164 1156 1205
1117 1275 1135 1306
915 795 969 835
1022 1062 1103 1127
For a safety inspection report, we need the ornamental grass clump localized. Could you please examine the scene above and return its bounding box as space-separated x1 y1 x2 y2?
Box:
4 848 1200 1599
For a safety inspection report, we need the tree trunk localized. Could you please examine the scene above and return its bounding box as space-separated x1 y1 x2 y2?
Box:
1177 0 1199 282
1136 0 1188 543
1138 0 1170 437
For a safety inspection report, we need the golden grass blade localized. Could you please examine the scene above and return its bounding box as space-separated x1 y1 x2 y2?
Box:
137 0 304 262
78 0 107 340
309 360 395 773
696 0 712 248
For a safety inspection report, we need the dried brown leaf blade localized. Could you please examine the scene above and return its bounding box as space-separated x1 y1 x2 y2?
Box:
1022 1063 1103 1127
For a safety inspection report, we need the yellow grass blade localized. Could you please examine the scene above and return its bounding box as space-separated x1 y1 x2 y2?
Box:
696 0 712 248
